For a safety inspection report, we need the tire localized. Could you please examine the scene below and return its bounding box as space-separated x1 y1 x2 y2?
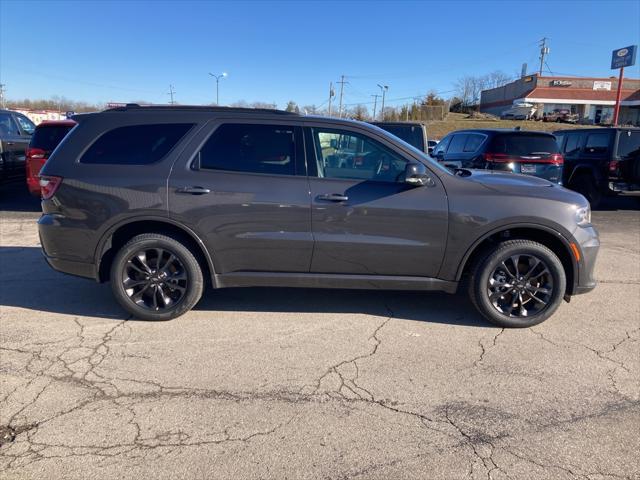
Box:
468 240 566 328
110 233 204 321
571 173 602 208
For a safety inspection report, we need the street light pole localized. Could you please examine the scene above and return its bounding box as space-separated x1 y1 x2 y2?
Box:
209 72 227 105
377 84 388 120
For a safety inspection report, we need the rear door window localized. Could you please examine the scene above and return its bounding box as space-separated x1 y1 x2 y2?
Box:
490 134 560 155
81 124 194 165
31 124 75 153
0 112 19 136
448 134 468 154
616 130 640 158
198 123 297 176
563 133 583 156
585 133 610 154
463 134 485 152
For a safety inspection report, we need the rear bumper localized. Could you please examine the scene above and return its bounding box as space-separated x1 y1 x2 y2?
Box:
609 181 640 193
38 213 97 281
42 252 96 280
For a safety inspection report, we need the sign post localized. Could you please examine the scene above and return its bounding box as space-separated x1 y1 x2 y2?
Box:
611 45 637 126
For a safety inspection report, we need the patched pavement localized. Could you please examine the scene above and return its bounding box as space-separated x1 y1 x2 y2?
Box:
1 182 639 479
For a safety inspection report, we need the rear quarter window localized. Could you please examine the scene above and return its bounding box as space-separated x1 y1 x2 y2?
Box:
31 125 75 152
616 131 640 158
80 123 194 165
490 134 560 155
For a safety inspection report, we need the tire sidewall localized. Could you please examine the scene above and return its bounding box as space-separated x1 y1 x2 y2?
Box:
110 235 203 321
472 242 566 328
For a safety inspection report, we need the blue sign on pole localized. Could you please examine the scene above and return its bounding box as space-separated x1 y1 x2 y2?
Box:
611 45 637 69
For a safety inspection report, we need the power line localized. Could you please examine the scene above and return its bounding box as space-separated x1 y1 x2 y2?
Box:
167 84 176 105
538 37 549 76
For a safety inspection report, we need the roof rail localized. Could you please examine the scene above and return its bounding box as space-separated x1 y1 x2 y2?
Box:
105 103 296 115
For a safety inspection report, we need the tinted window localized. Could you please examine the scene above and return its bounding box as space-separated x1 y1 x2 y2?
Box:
199 124 296 176
448 134 468 154
585 133 610 153
564 134 582 155
81 124 193 165
432 135 451 156
616 131 640 158
375 124 425 152
0 112 19 136
15 114 36 135
463 134 485 152
490 134 560 155
312 128 408 182
31 124 74 152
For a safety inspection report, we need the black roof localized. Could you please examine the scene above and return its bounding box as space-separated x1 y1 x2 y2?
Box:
451 128 556 136
104 103 297 116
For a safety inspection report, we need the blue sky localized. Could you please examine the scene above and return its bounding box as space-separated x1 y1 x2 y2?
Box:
1 0 639 109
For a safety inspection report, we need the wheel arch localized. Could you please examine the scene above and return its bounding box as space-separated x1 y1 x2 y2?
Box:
95 217 215 286
456 224 578 296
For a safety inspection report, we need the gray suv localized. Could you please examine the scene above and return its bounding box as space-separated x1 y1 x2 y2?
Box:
38 105 599 327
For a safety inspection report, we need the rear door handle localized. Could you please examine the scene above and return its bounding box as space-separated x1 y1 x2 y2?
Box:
317 193 348 202
176 186 211 195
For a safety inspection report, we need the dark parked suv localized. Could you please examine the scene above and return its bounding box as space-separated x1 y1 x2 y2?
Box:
432 129 564 184
554 128 640 207
38 105 599 328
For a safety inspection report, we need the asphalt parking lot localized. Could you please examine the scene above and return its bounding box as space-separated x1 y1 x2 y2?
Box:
1 181 638 480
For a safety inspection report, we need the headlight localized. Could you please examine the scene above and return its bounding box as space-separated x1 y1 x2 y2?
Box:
575 205 591 226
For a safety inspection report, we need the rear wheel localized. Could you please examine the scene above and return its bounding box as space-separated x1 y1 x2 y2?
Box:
469 240 566 328
110 233 204 321
571 173 602 208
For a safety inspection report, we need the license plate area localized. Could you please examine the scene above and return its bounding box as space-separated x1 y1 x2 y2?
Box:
521 163 537 174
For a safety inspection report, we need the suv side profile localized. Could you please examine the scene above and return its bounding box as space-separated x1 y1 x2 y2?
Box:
554 128 640 207
39 105 599 328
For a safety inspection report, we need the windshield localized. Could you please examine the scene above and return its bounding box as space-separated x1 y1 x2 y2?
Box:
490 134 560 156
616 130 640 158
368 124 453 176
375 124 425 152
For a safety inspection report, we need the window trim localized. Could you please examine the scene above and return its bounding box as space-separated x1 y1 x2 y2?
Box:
190 122 305 178
306 125 411 184
78 122 196 166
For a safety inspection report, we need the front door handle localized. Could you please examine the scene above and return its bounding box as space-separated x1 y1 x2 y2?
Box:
317 193 348 202
176 186 211 195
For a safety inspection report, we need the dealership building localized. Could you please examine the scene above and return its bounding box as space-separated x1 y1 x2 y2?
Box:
480 74 640 125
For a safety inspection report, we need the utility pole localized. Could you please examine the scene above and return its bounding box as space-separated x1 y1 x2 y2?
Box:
538 37 549 77
377 84 388 120
337 75 348 118
167 84 176 105
328 82 335 116
371 94 380 120
0 83 6 109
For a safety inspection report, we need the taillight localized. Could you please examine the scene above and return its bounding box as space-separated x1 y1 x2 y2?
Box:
609 160 619 174
26 147 46 160
40 175 62 200
549 154 564 165
484 153 511 162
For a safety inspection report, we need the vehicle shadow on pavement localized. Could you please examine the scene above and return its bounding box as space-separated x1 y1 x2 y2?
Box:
0 181 41 213
0 246 489 327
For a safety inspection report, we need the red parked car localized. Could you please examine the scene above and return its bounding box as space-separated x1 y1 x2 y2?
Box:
26 120 76 196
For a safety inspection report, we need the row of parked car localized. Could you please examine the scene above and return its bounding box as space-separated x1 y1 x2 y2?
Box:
373 121 640 207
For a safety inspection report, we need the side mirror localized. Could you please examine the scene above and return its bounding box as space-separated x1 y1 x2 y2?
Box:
404 162 434 186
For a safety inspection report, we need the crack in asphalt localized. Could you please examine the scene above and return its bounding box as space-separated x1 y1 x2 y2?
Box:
1 305 639 478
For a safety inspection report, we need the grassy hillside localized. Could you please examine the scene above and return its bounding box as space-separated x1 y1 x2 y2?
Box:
426 113 597 140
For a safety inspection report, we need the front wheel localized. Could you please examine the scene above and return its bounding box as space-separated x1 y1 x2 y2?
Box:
110 233 204 321
468 240 566 328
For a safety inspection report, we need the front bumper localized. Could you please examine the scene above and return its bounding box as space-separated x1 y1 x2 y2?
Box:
571 225 599 295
